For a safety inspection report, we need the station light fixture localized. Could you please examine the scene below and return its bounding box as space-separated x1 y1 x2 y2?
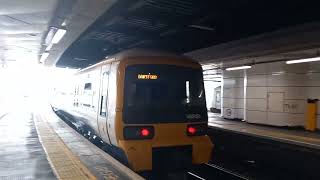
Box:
203 74 222 78
286 57 320 64
51 28 67 44
226 65 252 71
43 27 67 54
45 43 53 51
189 25 215 31
39 52 49 63
202 64 218 70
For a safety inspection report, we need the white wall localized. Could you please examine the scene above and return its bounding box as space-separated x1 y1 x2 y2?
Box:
204 81 221 110
222 70 245 119
222 61 320 128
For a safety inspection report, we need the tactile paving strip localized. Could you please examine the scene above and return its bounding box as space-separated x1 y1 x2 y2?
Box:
34 115 96 180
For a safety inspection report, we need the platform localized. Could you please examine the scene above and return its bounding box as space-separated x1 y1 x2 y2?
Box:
0 111 56 179
208 113 320 150
0 98 143 180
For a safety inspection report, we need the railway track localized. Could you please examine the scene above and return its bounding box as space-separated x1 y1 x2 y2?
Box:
188 163 249 180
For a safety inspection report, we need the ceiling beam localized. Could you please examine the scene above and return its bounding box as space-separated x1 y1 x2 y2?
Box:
43 0 118 66
185 22 320 64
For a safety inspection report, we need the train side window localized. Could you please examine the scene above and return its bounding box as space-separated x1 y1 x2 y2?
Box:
100 96 107 117
84 83 92 90
100 72 109 117
186 80 190 103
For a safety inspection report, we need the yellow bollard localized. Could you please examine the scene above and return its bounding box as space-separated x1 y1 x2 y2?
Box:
305 99 318 131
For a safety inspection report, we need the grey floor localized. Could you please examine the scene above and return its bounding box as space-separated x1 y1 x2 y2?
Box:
208 113 320 150
0 111 56 180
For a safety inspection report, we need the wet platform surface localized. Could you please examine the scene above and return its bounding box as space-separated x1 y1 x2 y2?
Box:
208 113 320 150
40 108 143 180
0 98 143 180
0 112 56 180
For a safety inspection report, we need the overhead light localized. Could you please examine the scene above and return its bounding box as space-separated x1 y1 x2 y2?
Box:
202 64 218 70
39 52 49 63
204 75 222 78
189 25 214 31
45 43 53 51
61 20 68 26
45 28 56 45
51 28 67 44
286 57 320 64
74 57 88 61
226 65 252 71
271 71 285 76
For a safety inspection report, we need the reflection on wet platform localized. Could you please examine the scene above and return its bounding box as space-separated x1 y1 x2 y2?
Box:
0 112 56 179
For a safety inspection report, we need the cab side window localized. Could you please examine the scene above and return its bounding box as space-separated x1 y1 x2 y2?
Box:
100 72 109 117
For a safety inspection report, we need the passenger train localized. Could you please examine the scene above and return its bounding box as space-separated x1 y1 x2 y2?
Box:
53 50 213 172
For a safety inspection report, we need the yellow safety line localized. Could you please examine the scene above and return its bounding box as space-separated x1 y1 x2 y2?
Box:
34 114 97 180
247 128 320 144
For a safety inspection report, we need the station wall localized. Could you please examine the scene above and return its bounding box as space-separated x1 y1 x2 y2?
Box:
204 81 221 110
222 61 320 128
222 70 245 119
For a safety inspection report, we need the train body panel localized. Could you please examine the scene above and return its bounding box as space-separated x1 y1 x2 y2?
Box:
53 50 213 172
118 123 212 171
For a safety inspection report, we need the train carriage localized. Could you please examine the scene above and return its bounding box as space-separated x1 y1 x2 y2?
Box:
56 50 213 172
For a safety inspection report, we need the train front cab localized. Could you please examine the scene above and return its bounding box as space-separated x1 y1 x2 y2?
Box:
116 57 213 172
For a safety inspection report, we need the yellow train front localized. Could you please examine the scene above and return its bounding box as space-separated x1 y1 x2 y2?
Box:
63 51 213 173
114 53 213 172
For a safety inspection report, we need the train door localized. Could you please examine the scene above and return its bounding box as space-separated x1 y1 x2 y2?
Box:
106 62 119 145
97 64 112 144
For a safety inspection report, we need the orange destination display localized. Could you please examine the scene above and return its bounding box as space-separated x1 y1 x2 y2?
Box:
137 74 158 80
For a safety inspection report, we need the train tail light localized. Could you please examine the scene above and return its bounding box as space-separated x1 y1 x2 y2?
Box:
140 128 150 137
187 126 197 135
124 126 154 140
187 124 207 136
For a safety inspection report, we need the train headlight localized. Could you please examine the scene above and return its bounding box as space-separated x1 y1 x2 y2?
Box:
187 124 207 136
123 126 154 140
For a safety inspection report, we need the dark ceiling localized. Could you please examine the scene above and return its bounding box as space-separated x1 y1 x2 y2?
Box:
57 0 320 68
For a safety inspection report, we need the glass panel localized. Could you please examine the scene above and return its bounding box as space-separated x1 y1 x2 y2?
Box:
84 83 91 90
123 64 207 124
100 72 109 117
100 96 107 117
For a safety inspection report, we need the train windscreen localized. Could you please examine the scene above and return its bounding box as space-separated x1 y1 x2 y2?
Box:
123 64 207 124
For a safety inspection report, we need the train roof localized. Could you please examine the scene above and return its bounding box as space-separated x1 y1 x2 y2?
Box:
78 49 197 73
